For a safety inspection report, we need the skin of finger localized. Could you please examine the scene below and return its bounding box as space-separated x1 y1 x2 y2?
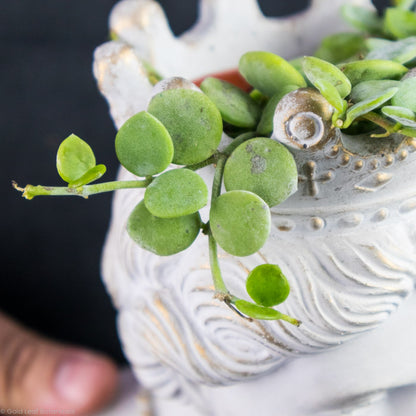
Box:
0 312 118 414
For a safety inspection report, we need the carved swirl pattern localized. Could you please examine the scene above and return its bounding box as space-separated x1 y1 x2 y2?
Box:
102 169 416 407
95 0 416 410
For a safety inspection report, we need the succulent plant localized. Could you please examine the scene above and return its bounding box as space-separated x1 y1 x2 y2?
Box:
13 0 416 324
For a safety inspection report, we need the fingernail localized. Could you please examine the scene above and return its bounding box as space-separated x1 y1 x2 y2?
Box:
54 352 105 405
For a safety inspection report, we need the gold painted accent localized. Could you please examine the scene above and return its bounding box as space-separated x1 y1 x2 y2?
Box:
237 261 251 274
338 213 363 227
258 251 269 264
252 320 294 351
151 296 223 377
399 199 416 214
365 245 407 272
193 285 216 293
398 149 408 161
278 225 294 232
384 154 394 166
340 154 350 166
369 159 380 170
353 160 364 170
311 217 325 230
373 209 388 222
375 172 392 185
330 145 340 156
194 341 209 361
322 171 333 180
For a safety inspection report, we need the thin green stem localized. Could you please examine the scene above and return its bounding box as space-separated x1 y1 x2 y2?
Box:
223 131 257 156
361 112 416 138
360 112 396 136
141 61 163 86
208 233 229 296
276 312 302 327
183 154 218 171
13 178 152 200
212 154 227 198
208 153 230 296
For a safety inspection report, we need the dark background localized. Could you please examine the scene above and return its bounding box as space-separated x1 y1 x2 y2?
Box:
0 0 389 365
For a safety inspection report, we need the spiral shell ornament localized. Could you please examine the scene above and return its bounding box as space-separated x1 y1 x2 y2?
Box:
273 88 335 150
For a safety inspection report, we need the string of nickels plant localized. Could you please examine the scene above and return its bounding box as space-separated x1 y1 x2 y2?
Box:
14 0 416 326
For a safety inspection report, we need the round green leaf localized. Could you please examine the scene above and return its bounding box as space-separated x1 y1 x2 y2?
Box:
382 105 416 127
56 134 96 184
69 164 107 188
234 299 284 320
384 7 416 39
246 264 290 307
210 190 271 257
239 51 306 97
200 77 261 128
115 111 174 177
392 77 416 111
148 89 223 165
223 137 298 207
303 56 351 99
314 33 366 64
350 80 401 103
338 60 408 86
144 169 208 218
127 200 201 256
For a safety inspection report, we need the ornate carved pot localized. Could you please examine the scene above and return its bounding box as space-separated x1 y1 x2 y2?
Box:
94 0 416 414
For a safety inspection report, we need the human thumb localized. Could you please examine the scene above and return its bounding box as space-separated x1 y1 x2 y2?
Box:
0 312 118 415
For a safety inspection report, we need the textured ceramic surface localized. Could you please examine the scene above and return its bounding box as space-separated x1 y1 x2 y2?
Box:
94 1 416 415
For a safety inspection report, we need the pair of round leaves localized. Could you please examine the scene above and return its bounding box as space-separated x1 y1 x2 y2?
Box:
127 200 201 256
116 87 223 175
233 264 291 320
57 134 106 187
210 190 271 257
223 137 298 208
147 88 223 165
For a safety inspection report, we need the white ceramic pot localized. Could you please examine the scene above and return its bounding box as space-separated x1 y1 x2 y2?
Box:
94 1 416 415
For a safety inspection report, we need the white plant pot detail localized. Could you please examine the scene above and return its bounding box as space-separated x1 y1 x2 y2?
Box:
94 1 416 415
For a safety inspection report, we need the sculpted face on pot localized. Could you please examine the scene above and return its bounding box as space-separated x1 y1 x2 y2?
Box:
95 0 416 414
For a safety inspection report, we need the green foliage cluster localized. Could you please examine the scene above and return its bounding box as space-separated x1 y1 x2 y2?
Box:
15 1 416 324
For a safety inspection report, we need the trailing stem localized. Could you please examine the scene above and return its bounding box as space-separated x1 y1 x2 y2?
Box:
361 112 416 138
208 154 230 298
12 178 152 200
